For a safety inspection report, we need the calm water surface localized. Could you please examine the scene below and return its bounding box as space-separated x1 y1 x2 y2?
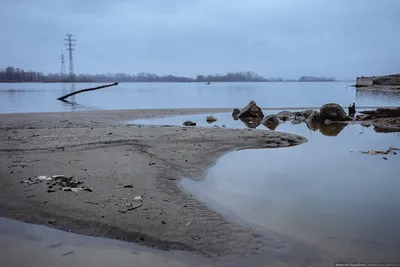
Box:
1 82 400 113
0 217 217 267
2 82 400 264
135 113 400 262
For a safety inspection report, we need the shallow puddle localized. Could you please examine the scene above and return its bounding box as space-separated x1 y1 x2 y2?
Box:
0 217 218 267
134 112 400 262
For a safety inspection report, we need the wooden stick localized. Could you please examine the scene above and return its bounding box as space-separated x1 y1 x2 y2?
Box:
57 82 118 101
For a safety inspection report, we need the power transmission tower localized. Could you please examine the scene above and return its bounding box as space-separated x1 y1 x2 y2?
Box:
60 51 66 80
64 34 76 82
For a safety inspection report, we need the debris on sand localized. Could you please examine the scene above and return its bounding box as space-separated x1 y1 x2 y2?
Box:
21 175 93 193
118 203 143 213
206 115 217 123
133 196 143 201
37 175 54 181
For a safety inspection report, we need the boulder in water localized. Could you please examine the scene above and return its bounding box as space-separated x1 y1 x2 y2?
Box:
206 115 217 123
232 109 241 120
320 103 348 121
261 115 279 130
183 121 196 126
238 101 264 119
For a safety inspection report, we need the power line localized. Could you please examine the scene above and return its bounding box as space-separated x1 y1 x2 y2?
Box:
64 34 76 82
60 51 66 79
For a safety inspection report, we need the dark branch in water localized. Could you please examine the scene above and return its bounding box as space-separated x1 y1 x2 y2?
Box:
57 82 118 101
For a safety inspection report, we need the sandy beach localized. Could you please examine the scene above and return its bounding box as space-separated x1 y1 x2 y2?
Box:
0 108 313 261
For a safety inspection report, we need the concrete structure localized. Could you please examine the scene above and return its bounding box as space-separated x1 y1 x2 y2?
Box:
356 77 374 87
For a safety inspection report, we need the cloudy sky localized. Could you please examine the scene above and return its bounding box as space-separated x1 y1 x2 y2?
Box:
1 0 399 79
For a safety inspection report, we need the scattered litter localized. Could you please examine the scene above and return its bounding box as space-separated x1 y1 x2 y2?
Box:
133 196 143 201
61 251 74 257
37 175 53 181
21 179 34 185
85 201 99 205
62 187 83 192
118 203 143 213
47 242 63 249
22 175 92 193
186 221 192 226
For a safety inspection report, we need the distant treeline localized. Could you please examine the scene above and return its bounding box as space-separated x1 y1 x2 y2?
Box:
0 66 336 83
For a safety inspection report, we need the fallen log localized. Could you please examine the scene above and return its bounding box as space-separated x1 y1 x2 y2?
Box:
57 82 118 101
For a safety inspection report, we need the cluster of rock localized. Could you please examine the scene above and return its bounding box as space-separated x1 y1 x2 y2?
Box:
231 101 352 131
356 107 400 132
181 100 399 133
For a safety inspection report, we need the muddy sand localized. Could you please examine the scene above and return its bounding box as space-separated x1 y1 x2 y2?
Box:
0 109 316 262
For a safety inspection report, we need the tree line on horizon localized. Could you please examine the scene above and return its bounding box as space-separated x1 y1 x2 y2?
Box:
0 66 336 83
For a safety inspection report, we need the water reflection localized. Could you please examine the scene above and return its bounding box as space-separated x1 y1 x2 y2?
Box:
131 112 400 262
356 88 400 106
180 123 400 262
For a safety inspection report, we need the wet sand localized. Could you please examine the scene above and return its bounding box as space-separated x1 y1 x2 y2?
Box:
0 108 318 263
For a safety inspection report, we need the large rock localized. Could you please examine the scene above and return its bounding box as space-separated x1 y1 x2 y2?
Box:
320 103 348 121
238 101 264 119
261 115 279 130
232 109 240 120
206 115 217 123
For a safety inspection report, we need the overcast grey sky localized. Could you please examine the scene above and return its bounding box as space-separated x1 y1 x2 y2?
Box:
1 0 399 79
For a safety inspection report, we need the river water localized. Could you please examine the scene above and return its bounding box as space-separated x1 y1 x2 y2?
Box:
1 82 400 113
1 82 400 265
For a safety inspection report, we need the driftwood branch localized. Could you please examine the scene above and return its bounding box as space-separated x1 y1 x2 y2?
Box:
57 82 118 101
